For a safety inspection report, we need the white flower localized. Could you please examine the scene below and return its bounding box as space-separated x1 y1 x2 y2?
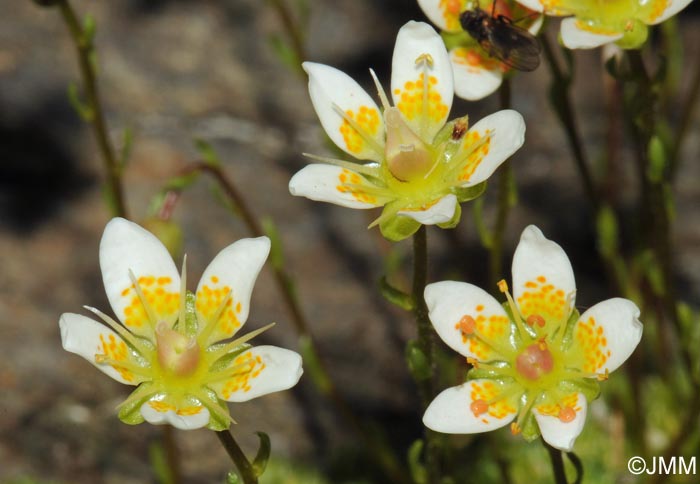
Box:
59 218 303 430
289 21 525 241
423 225 642 450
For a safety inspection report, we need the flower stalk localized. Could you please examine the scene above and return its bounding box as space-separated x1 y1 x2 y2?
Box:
56 0 128 218
216 429 258 484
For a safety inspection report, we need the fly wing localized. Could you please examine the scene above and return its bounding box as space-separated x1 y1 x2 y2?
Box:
487 19 541 72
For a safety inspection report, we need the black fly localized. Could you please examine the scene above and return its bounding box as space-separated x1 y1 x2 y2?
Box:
459 1 541 72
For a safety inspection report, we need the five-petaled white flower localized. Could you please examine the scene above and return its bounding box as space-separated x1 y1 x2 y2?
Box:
423 225 642 450
59 218 303 430
289 21 525 241
515 0 692 49
417 0 543 100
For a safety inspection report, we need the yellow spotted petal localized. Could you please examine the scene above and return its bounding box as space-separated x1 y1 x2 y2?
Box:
560 18 623 49
391 21 453 142
512 225 576 329
289 164 388 209
417 0 468 32
303 62 385 163
195 237 270 345
449 47 504 101
572 298 642 374
100 218 181 340
210 346 303 402
59 313 148 385
534 393 587 451
140 396 210 430
423 379 520 433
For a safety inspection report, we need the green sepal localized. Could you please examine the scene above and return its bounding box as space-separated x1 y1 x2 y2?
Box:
407 439 428 484
559 307 582 348
437 202 461 229
453 181 487 203
559 378 600 404
379 212 421 242
520 410 540 442
200 388 233 431
405 340 432 382
379 276 415 311
252 431 272 477
616 21 648 50
117 383 156 425
467 365 513 381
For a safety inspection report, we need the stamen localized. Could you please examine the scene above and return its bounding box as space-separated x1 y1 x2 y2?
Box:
83 305 150 355
513 391 539 433
203 360 258 384
559 367 609 381
198 289 233 345
558 406 576 423
178 254 188 336
369 68 391 111
498 279 531 341
194 389 237 425
510 422 521 435
94 354 152 377
526 314 546 328
302 153 382 178
442 131 491 185
458 313 515 359
207 322 276 361
332 103 384 157
128 269 158 327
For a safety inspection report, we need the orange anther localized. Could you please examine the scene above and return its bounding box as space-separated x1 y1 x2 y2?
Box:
458 315 477 335
470 399 489 417
510 422 521 435
527 314 546 328
466 357 479 368
497 279 509 293
558 406 576 423
597 369 609 381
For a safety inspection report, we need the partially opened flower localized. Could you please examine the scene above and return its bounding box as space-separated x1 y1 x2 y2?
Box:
515 0 692 49
59 218 303 430
289 21 525 241
423 225 642 450
417 0 543 100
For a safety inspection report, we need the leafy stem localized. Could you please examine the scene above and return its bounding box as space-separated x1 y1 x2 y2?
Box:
216 429 258 484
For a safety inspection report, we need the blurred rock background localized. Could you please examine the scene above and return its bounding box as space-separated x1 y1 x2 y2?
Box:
0 0 698 483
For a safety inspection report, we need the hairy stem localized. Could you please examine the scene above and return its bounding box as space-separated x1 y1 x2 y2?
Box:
57 0 128 217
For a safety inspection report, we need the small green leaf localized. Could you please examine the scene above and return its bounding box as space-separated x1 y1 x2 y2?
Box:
407 439 428 484
437 202 461 229
67 82 94 121
82 14 97 46
454 181 487 203
405 340 431 381
164 172 200 191
194 138 222 167
119 126 134 167
226 471 243 484
379 276 414 310
596 205 619 258
262 217 284 271
252 432 271 477
267 33 301 73
472 197 493 249
646 135 666 183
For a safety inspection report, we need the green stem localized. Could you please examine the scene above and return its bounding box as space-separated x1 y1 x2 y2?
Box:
540 32 598 211
216 430 258 484
162 426 182 484
266 0 306 74
489 79 514 289
543 440 568 484
412 226 440 483
179 162 408 483
56 0 128 217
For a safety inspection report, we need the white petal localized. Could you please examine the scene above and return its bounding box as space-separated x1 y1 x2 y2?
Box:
416 0 465 32
648 0 693 24
535 393 587 451
195 237 270 344
512 225 576 323
391 21 453 142
574 298 642 374
560 18 622 49
423 380 518 433
100 217 181 338
289 164 386 209
527 13 544 35
59 313 144 385
398 194 457 225
425 281 513 360
213 346 303 403
140 401 210 430
303 62 384 162
450 48 503 101
460 110 525 185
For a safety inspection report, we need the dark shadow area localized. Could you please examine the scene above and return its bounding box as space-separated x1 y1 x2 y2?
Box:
0 92 94 233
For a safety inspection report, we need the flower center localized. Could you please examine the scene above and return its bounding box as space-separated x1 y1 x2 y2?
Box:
384 107 433 182
155 321 201 377
515 340 554 380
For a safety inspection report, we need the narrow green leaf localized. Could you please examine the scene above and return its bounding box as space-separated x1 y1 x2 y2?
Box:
67 82 94 121
407 439 427 484
646 135 666 183
252 431 271 477
472 197 493 249
226 471 243 484
194 138 221 167
268 33 301 72
298 335 332 394
262 217 284 271
119 126 134 167
596 204 619 258
82 14 97 46
379 276 414 311
405 340 431 381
